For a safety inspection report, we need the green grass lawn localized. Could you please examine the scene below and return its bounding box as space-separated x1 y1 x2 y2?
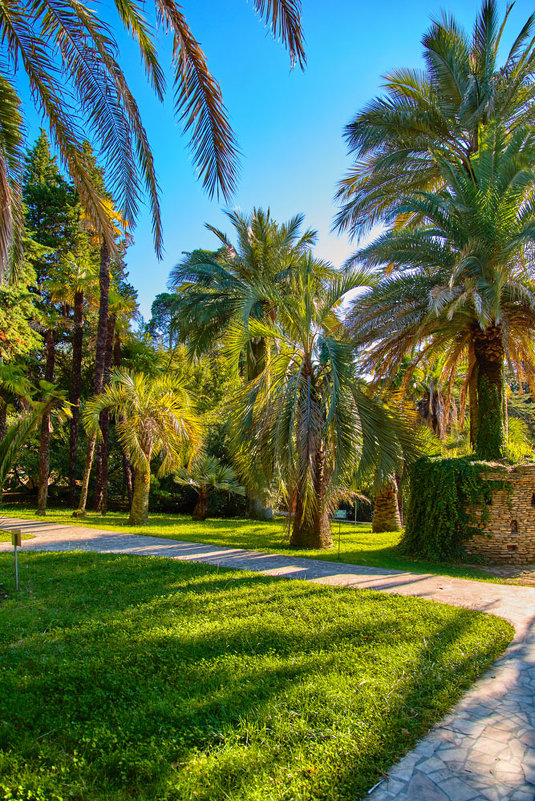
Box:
0 552 512 801
0 506 508 582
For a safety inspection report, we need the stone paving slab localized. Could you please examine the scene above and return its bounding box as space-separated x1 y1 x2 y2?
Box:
1 517 535 801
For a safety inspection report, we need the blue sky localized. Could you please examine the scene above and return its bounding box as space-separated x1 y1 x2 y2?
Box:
19 0 535 318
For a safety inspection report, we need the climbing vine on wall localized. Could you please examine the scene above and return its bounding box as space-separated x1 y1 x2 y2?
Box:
402 457 508 560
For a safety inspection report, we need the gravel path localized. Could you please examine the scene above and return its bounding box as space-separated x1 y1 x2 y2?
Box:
1 517 535 800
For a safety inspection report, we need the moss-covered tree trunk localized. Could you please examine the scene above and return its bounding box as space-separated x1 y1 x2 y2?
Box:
473 324 505 460
372 479 401 533
36 329 56 515
192 488 208 521
128 464 150 525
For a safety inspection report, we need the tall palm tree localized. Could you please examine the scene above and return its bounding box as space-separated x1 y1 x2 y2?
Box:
227 256 415 548
84 370 202 525
349 125 535 460
0 0 305 275
174 455 245 521
169 208 319 519
335 0 535 237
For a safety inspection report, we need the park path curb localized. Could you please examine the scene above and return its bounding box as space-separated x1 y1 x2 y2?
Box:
1 517 535 800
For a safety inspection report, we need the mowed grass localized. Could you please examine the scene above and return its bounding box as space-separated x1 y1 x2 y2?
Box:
0 552 511 801
0 506 505 582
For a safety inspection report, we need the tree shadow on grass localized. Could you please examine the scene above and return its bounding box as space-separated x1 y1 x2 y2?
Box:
0 552 513 801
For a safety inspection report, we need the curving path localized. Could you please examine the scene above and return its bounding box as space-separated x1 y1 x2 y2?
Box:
1 517 535 801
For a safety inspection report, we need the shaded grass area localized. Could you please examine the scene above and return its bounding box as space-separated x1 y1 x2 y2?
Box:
0 507 508 583
0 552 512 801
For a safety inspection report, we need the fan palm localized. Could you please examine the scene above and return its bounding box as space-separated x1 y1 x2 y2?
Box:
0 1 305 275
227 256 415 548
84 370 202 524
169 208 319 519
174 455 245 521
335 0 535 237
349 124 535 460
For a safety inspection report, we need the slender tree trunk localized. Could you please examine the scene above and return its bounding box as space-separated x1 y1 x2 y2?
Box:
36 329 56 515
94 313 116 513
75 242 110 516
128 463 150 525
290 449 332 548
372 478 401 533
0 402 6 442
192 488 208 521
112 329 133 506
473 324 505 460
68 290 84 506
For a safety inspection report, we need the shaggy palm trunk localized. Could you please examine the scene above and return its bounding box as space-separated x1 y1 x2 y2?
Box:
192 488 208 521
75 243 110 516
473 325 505 460
36 329 56 515
94 313 116 513
246 337 273 521
112 329 133 505
129 464 150 525
68 290 84 506
468 341 478 451
290 450 332 549
372 479 401 533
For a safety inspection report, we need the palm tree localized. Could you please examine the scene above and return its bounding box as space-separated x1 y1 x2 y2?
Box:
0 364 31 442
84 370 202 525
349 125 535 460
169 208 319 519
227 256 415 548
0 0 305 275
335 0 535 237
174 455 245 520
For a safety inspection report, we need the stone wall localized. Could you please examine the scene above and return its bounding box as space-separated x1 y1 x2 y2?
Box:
465 463 535 564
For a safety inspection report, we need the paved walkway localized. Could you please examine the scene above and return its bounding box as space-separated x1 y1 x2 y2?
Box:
1 517 535 801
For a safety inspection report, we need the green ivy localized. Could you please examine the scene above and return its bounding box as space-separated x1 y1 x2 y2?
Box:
402 456 508 560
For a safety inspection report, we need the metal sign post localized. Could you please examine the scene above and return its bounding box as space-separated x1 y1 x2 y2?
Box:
333 510 347 560
11 529 21 590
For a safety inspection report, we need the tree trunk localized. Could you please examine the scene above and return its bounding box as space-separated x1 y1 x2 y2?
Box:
372 479 401 533
68 289 84 506
128 464 150 525
192 489 208 521
473 324 505 460
94 313 116 513
245 337 273 520
75 242 110 516
36 329 56 515
0 402 6 442
290 449 332 549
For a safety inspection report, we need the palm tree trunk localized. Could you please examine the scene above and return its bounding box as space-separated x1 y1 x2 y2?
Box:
75 242 110 516
468 341 478 451
372 479 401 532
112 329 133 506
246 337 273 521
128 464 150 525
290 449 332 548
473 324 505 460
36 329 55 515
68 289 84 506
192 488 208 520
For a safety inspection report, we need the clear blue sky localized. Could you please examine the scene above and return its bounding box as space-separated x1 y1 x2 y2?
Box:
19 0 535 318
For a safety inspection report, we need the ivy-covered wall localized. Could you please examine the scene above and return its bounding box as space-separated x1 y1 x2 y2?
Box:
404 457 535 563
